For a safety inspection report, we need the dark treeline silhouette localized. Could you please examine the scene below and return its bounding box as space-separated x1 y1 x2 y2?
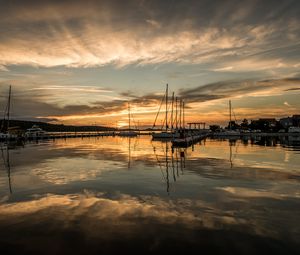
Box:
0 119 115 132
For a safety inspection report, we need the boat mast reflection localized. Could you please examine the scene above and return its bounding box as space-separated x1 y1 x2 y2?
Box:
228 139 239 169
1 145 12 194
153 141 186 194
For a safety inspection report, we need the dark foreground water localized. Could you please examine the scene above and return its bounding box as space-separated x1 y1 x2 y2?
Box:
0 136 299 255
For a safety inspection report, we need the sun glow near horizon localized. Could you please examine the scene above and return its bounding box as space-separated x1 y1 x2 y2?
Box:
0 0 299 125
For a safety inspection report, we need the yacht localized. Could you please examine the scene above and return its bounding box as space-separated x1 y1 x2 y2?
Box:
25 125 47 138
0 133 9 140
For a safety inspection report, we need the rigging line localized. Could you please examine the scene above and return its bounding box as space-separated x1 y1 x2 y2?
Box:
152 144 167 182
130 111 138 130
152 92 166 129
1 103 8 131
160 98 173 129
232 108 238 122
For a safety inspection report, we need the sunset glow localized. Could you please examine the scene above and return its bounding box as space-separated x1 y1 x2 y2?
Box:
0 0 299 127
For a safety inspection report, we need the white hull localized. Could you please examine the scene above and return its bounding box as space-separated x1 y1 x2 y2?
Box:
288 127 300 133
25 132 47 138
0 133 17 139
0 133 9 139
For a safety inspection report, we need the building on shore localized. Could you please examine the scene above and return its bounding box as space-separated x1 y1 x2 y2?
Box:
280 115 300 128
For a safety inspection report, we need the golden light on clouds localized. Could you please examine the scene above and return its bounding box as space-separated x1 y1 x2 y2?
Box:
0 0 299 125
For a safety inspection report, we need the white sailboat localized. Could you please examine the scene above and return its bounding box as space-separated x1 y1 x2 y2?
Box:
152 84 178 139
119 102 138 136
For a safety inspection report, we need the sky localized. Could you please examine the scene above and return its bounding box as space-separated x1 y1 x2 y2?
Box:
0 0 299 128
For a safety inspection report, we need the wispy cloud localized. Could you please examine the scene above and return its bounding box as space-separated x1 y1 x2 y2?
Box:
0 1 299 124
0 0 299 72
178 78 300 103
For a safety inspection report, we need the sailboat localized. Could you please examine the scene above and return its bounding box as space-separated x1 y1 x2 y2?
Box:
215 100 240 137
0 85 17 140
224 100 240 136
152 84 178 139
119 102 138 136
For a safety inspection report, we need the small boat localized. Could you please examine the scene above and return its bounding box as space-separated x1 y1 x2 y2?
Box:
0 133 9 140
288 126 300 133
25 125 47 138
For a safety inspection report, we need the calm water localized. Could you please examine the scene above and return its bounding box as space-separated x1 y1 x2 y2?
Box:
0 136 299 254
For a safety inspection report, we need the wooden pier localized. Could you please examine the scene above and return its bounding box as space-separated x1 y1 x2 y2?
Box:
0 131 117 142
172 134 208 148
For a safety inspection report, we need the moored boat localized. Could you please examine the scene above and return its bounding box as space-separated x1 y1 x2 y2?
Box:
25 125 47 138
118 102 138 137
288 126 300 133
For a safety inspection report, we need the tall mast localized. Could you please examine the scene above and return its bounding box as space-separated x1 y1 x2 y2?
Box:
165 84 168 131
182 100 185 130
7 85 11 132
229 100 232 130
175 97 178 130
128 102 131 130
179 99 182 129
171 92 174 131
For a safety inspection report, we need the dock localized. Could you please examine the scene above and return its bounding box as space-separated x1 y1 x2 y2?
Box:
0 131 116 142
212 132 300 138
172 134 208 147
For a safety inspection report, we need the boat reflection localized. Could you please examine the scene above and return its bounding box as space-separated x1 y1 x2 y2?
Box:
152 141 186 194
1 145 12 194
0 136 299 254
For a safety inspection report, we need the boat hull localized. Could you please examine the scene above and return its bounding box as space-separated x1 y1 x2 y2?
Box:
152 132 179 139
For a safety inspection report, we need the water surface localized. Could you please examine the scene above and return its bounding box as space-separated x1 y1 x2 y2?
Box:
0 136 299 254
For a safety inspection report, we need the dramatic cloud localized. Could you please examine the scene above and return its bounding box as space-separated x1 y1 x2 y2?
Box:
0 0 299 72
0 0 299 125
1 77 299 125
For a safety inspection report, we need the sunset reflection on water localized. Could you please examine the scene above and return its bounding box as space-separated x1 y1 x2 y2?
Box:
0 136 299 254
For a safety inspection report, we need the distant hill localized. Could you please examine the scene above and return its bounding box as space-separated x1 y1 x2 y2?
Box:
0 119 115 132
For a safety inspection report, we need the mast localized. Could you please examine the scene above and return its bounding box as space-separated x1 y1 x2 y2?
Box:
128 102 131 131
175 97 178 130
7 85 11 132
171 92 174 131
179 99 182 129
165 84 168 131
182 100 185 131
229 100 232 130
